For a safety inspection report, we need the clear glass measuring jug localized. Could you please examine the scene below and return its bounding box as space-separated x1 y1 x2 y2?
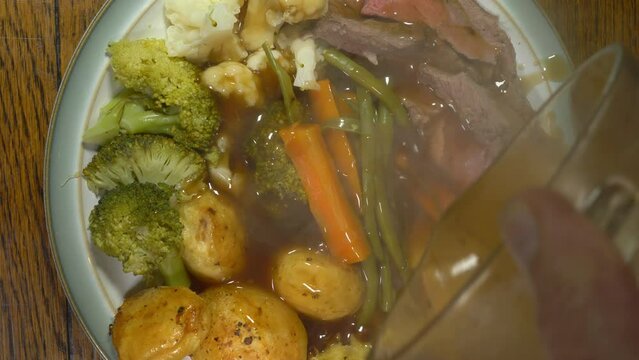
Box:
374 44 639 359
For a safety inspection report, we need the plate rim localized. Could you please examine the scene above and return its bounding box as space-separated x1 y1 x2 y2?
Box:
45 1 114 359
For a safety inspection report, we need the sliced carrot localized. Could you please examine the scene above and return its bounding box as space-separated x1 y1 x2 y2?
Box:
325 131 362 207
395 150 458 220
394 151 410 172
413 180 457 220
279 123 370 264
309 80 362 205
414 188 441 220
435 182 456 211
310 79 341 121
407 214 433 269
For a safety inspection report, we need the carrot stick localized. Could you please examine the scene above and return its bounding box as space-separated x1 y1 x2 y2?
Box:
279 123 370 263
412 180 457 220
310 80 362 206
326 132 362 206
414 188 442 220
407 214 433 269
310 79 341 120
395 151 458 220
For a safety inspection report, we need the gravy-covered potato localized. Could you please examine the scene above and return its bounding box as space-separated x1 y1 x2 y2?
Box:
273 248 364 320
193 285 307 360
179 191 246 282
112 287 210 360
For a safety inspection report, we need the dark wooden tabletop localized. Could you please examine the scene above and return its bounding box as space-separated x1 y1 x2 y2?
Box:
1 0 637 358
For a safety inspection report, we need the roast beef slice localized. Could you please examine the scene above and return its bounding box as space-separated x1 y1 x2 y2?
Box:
418 65 529 153
428 114 492 188
313 12 425 61
313 12 475 77
361 0 518 67
455 0 517 80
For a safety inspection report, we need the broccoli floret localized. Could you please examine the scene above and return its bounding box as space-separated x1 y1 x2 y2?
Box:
245 101 306 203
83 134 206 195
84 39 219 150
89 182 190 286
244 46 307 206
82 92 130 145
83 91 183 146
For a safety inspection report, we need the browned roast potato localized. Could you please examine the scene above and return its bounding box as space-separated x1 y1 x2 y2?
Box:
111 286 210 360
272 248 365 321
193 285 307 360
178 190 246 282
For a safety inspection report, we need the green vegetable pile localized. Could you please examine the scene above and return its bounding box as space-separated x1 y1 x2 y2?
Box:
83 39 219 151
82 38 224 287
89 182 189 286
245 101 306 203
83 36 413 332
243 45 308 216
83 134 206 195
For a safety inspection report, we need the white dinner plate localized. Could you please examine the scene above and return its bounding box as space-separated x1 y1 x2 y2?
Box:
45 1 572 358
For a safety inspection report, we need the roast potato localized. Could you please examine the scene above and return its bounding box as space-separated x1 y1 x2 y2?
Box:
111 286 210 360
193 284 307 360
179 190 246 282
272 248 365 320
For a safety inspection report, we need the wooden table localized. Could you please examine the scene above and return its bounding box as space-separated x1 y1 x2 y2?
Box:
1 0 637 358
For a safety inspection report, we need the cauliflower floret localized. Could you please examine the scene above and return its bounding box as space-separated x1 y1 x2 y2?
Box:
290 36 320 90
246 48 293 72
274 26 322 91
165 0 212 26
240 0 283 51
280 0 328 24
241 0 328 51
165 0 248 64
201 61 262 107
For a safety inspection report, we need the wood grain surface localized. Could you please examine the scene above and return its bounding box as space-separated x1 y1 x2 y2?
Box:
536 0 639 64
0 0 637 358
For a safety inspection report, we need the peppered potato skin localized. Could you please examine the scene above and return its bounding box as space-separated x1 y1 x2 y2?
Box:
179 191 246 282
193 285 307 360
112 287 210 360
273 248 365 321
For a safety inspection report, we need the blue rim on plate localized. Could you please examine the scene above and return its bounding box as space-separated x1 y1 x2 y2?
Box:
44 1 572 358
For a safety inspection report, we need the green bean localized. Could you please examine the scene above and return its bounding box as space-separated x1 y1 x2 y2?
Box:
375 105 409 281
320 117 361 133
377 105 394 167
379 262 394 312
358 88 395 313
357 88 384 259
343 97 360 116
357 257 379 326
262 44 303 123
324 48 409 126
354 88 381 326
